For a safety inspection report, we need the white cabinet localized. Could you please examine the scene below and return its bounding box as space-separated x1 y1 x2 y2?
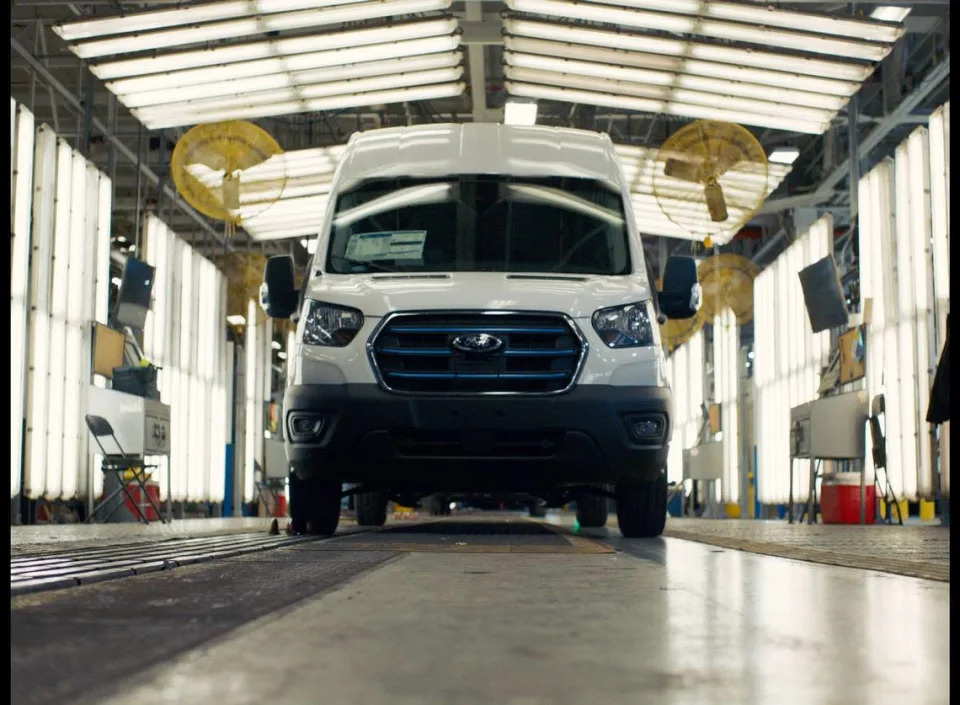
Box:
87 386 171 457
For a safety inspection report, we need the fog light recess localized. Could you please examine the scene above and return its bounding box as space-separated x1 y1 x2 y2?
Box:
624 414 667 445
288 413 326 442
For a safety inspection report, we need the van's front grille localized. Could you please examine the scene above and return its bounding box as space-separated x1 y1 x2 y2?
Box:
369 312 586 395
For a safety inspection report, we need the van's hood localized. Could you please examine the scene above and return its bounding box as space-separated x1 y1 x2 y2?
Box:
303 272 652 319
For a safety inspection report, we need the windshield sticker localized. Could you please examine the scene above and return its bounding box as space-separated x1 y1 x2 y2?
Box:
344 231 427 261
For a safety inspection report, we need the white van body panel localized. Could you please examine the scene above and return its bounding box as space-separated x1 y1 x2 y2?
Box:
295 122 668 391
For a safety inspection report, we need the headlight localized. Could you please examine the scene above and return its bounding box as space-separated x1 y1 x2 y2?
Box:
302 301 364 347
592 302 654 348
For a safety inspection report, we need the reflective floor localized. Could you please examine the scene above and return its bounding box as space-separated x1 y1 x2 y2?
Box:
11 515 949 705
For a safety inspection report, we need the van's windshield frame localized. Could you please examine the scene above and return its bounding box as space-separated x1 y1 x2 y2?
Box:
323 174 632 276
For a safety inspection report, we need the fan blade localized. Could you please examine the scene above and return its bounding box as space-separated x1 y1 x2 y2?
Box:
223 176 241 212
704 181 728 222
706 141 744 180
664 158 702 182
189 143 229 173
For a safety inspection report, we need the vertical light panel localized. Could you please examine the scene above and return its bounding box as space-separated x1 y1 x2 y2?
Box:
894 140 920 500
10 103 34 498
906 129 935 498
666 330 705 485
24 125 56 499
244 298 258 504
43 139 75 501
714 308 739 504
59 151 88 501
928 103 949 498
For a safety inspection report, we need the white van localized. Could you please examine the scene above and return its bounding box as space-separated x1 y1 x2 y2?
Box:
261 123 699 537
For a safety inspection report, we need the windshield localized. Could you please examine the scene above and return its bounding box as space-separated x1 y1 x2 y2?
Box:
325 175 631 275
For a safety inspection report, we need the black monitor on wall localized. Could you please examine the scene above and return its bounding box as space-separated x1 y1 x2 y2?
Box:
114 257 155 330
797 255 849 334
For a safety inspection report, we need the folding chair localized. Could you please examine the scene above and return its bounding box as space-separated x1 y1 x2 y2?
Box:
85 414 166 524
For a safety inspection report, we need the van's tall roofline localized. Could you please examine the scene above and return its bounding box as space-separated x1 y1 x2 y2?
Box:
335 122 624 186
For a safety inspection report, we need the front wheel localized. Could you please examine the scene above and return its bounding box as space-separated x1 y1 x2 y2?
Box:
615 473 667 538
289 473 342 536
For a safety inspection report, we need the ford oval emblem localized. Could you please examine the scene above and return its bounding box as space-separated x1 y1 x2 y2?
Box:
451 333 503 354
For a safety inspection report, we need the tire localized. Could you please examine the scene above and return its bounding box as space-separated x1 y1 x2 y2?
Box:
289 473 341 536
575 488 609 528
528 500 546 518
356 490 388 527
615 472 668 538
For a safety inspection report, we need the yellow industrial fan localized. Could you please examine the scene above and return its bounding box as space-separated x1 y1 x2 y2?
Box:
653 119 769 247
171 120 286 239
653 120 768 352
658 254 759 353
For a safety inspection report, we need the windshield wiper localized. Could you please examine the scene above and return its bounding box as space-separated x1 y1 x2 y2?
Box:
330 255 397 273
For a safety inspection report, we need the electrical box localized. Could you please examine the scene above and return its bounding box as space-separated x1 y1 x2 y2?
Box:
87 386 171 456
683 441 723 481
810 390 868 459
790 402 813 459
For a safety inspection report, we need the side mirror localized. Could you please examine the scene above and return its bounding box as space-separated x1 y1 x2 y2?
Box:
658 256 701 320
260 255 299 319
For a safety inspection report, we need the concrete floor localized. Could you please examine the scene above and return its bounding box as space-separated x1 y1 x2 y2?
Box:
11 514 948 705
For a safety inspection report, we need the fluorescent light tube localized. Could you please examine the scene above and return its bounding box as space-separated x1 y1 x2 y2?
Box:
90 18 459 80
504 37 860 98
503 19 874 83
54 0 382 41
120 52 461 108
769 147 801 165
71 0 453 59
106 36 459 96
870 6 911 23
135 81 466 129
132 66 463 116
505 81 830 134
602 0 903 43
504 99 538 125
504 51 848 112
512 63 832 123
505 0 892 61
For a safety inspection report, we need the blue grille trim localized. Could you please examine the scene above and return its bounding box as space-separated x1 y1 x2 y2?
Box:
389 326 569 334
368 311 588 395
386 371 570 380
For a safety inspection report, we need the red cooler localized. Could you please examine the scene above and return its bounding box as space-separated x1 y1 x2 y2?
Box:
820 472 875 524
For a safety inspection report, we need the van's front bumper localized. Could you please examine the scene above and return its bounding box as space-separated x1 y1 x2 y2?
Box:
283 384 671 492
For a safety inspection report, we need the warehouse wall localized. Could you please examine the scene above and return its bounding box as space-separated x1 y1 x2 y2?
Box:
858 101 950 501
12 98 113 502
142 214 230 503
753 215 832 504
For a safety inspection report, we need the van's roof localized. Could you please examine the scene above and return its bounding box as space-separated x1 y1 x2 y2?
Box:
336 123 623 185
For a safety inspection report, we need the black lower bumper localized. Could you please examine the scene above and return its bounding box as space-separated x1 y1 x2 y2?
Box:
283 384 671 492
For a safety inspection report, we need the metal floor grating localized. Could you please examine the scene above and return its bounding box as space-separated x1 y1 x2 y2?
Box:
10 532 321 596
